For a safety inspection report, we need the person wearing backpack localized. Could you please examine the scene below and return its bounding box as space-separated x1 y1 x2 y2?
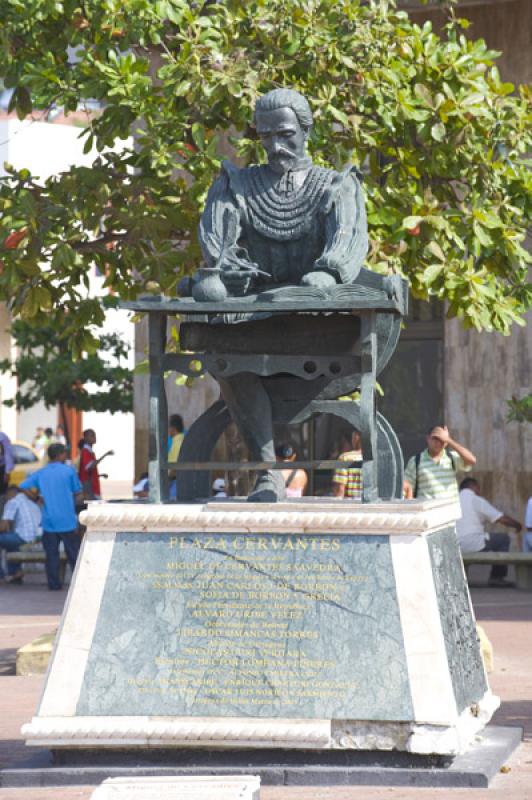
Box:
403 425 476 501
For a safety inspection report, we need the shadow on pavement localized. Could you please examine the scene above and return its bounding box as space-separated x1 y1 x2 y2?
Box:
493 701 532 741
471 587 532 622
0 647 16 676
0 576 68 617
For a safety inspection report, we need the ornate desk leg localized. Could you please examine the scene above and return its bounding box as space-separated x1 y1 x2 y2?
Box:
360 310 379 502
148 311 169 503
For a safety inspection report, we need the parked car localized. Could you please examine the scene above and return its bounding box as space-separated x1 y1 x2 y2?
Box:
9 441 43 486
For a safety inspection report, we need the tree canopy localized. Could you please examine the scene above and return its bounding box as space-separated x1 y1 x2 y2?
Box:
0 320 133 415
0 0 530 353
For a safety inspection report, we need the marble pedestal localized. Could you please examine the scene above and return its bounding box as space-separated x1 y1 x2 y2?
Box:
23 499 498 756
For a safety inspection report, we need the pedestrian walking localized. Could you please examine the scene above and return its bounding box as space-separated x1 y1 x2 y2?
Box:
20 443 83 590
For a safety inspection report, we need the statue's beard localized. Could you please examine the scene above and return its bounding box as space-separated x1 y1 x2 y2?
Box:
268 149 298 174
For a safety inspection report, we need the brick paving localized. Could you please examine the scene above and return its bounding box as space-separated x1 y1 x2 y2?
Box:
1 573 531 800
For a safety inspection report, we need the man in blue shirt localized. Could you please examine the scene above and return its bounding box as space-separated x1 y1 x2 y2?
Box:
21 443 83 590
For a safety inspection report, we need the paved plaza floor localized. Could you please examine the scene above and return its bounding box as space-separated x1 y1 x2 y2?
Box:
1 565 531 800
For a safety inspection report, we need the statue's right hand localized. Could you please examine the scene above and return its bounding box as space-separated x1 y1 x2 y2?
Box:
221 269 253 296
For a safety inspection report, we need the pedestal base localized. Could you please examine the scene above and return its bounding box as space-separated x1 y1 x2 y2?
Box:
23 500 499 757
2 727 522 789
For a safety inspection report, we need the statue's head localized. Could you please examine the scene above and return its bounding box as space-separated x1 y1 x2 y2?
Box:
254 88 312 174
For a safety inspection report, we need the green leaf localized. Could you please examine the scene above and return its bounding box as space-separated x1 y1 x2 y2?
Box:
15 87 32 119
328 105 350 126
191 123 205 150
431 122 446 142
414 83 433 108
285 37 300 56
423 264 444 285
427 241 445 261
402 216 424 230
473 221 493 247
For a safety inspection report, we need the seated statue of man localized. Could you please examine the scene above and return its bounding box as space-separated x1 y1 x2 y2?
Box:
189 88 369 502
194 87 368 300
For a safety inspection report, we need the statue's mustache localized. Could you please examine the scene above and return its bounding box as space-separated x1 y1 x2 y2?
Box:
269 148 296 160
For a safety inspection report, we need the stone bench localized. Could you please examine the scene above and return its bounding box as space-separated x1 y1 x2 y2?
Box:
462 552 532 590
6 546 67 583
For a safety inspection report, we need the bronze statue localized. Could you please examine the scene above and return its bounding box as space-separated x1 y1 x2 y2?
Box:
193 88 368 302
183 90 372 501
177 88 404 503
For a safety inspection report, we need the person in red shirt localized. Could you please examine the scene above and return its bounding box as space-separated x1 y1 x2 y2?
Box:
78 429 113 500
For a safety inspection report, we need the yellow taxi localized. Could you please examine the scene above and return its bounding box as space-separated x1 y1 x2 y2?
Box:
9 441 43 486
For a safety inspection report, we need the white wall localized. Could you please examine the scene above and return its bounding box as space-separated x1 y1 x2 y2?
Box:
0 119 134 483
82 303 135 482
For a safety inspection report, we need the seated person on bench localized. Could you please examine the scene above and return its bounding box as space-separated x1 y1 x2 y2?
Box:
0 485 41 584
457 477 522 587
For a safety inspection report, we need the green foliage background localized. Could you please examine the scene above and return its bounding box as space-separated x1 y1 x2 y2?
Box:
0 0 530 353
0 319 133 412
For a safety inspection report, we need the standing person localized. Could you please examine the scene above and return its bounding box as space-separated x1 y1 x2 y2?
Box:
32 427 47 458
0 431 15 495
457 477 522 586
20 443 82 590
524 496 532 552
168 414 185 464
168 415 185 498
32 427 43 449
54 425 67 446
403 425 476 501
275 443 308 498
78 429 113 500
0 486 42 583
332 429 363 500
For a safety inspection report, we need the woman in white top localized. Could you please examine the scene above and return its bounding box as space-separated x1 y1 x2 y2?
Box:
275 443 308 498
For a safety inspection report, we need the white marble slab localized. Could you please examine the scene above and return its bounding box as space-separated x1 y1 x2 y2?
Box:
91 775 260 800
80 498 461 536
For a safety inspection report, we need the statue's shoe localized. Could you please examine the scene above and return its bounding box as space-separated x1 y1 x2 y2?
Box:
248 470 286 503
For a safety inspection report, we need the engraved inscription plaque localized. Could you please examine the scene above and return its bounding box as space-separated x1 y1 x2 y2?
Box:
77 532 412 720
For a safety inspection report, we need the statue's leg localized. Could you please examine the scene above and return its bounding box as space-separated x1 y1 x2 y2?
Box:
217 373 286 502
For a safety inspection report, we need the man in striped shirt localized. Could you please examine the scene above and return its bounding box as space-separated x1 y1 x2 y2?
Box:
332 430 363 500
403 425 476 501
